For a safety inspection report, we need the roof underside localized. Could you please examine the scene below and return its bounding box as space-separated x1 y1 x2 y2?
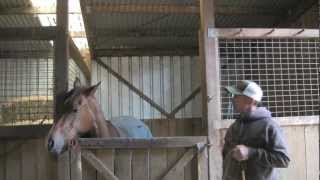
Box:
0 0 317 57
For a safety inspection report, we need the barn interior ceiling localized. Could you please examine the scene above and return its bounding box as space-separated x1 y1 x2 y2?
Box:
0 0 317 58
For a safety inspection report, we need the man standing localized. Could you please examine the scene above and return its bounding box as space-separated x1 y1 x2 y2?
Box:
222 80 290 180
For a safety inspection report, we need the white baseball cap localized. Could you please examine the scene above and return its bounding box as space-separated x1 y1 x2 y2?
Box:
224 80 263 102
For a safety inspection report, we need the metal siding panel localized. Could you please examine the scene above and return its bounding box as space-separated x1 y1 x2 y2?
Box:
142 56 151 119
121 57 130 116
110 57 120 117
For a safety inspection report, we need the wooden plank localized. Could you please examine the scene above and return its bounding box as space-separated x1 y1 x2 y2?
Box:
55 1 70 179
46 141 58 180
79 137 207 149
279 126 306 180
95 48 198 57
82 156 97 180
0 140 6 180
115 150 132 180
132 149 149 180
82 150 119 180
150 119 168 180
162 148 196 180
0 27 57 41
6 140 22 180
197 147 209 180
69 37 91 83
96 58 171 118
305 126 319 180
200 1 223 180
87 4 280 16
70 150 82 180
214 28 319 38
167 119 184 180
94 28 197 38
97 149 115 180
54 0 69 121
21 139 37 180
58 152 71 180
36 138 50 180
87 4 198 14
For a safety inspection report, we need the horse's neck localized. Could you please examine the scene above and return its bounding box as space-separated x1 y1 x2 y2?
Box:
87 98 112 137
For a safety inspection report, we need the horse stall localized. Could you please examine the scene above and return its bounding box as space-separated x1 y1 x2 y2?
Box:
0 0 319 180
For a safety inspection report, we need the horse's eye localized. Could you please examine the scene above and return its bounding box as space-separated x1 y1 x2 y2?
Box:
73 109 78 113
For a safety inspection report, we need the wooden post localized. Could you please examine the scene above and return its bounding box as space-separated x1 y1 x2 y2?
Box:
199 0 223 180
71 150 83 180
54 0 69 121
54 0 70 180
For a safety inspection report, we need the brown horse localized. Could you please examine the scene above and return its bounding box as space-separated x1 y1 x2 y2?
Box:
47 78 152 155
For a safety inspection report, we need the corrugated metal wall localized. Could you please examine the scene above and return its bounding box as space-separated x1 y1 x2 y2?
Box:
91 56 202 120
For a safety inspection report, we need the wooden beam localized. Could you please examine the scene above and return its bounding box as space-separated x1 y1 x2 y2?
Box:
55 1 70 180
0 50 53 59
161 148 197 180
79 136 207 149
93 28 198 38
213 28 319 38
87 4 199 14
95 48 198 57
199 0 222 180
95 58 171 118
54 0 69 121
276 0 317 27
0 27 56 41
69 37 91 83
0 5 279 17
80 0 95 61
86 4 279 17
82 150 119 180
169 86 201 118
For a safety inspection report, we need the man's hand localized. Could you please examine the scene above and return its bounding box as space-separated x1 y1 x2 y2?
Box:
232 144 250 161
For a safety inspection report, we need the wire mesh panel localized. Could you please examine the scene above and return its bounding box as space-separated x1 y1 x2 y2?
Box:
0 49 54 125
220 38 319 119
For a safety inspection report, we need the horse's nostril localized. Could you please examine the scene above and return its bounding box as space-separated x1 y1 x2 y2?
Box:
48 137 54 150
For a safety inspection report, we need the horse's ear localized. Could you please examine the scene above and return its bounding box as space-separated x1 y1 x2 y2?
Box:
73 77 81 89
84 82 101 96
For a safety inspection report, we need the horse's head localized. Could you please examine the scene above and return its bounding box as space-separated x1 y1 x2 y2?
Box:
47 78 101 155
